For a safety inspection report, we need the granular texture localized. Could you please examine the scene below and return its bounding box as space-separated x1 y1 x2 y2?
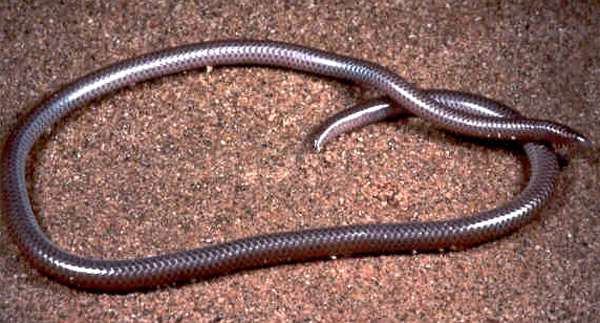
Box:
0 1 598 321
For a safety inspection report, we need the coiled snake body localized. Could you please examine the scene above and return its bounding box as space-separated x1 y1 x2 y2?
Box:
1 40 588 291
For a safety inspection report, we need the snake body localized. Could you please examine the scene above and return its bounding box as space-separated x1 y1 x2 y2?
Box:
1 40 587 291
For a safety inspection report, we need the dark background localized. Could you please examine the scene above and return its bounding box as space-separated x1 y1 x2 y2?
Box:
1 1 598 321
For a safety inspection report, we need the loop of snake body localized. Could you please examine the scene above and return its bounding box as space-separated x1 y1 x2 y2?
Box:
1 40 588 291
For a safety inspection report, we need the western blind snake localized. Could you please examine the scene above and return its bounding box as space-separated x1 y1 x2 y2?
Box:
0 40 589 291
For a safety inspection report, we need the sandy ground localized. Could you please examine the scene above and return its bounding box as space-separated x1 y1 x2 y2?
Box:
0 1 598 322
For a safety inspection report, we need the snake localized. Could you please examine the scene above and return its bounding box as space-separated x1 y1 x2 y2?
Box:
1 40 589 291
